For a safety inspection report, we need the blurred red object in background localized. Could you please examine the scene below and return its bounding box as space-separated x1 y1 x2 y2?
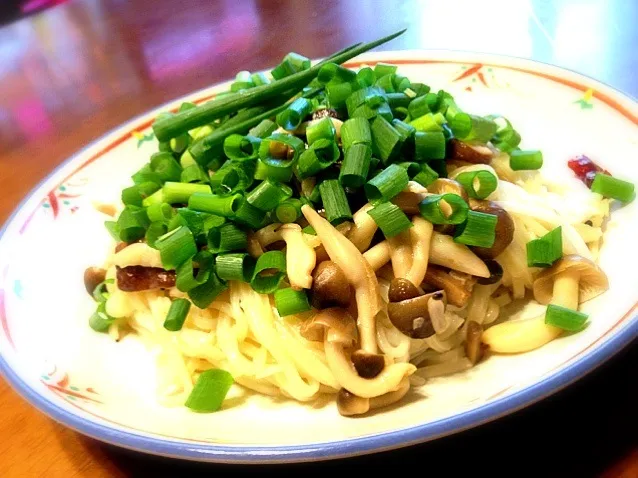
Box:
0 0 68 25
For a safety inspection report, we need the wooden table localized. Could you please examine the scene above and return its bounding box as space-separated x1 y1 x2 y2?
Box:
0 0 636 475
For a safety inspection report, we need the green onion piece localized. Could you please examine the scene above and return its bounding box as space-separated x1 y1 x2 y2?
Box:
150 152 182 182
275 198 303 223
591 173 635 203
319 179 352 224
250 72 270 86
486 114 522 153
544 304 589 332
177 207 222 236
188 193 242 217
454 210 497 248
370 116 402 163
142 188 164 208
456 170 498 199
352 101 393 123
306 117 336 145
176 250 214 292
367 202 413 237
131 164 161 187
387 92 411 110
428 159 448 179
155 226 197 269
121 182 160 207
302 225 316 235
341 117 372 150
146 222 168 248
527 226 563 267
276 97 313 131
188 267 228 309
234 199 267 229
117 205 150 242
365 164 409 204
391 119 416 143
248 119 277 139
274 288 312 316
89 302 115 333
433 112 447 126
251 251 286 294
346 86 386 116
170 133 191 154
419 194 469 225
326 81 353 109
340 143 372 188
271 52 311 79
408 95 431 119
180 164 208 183
91 279 112 303
318 63 357 84
376 73 396 93
104 221 120 241
163 298 192 331
207 223 247 253
162 182 212 204
185 369 234 413
209 167 240 194
423 92 440 111
223 134 261 160
247 180 293 212
409 113 443 133
216 253 256 282
450 114 497 142
255 133 305 182
397 162 421 178
374 62 398 77
510 150 544 171
412 164 440 187
409 82 430 97
414 131 446 161
296 139 340 179
356 67 376 87
147 202 174 223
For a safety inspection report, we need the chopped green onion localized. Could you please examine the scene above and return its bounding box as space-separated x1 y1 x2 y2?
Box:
163 298 192 331
409 82 430 97
340 143 372 188
117 205 150 242
407 95 431 119
341 117 372 150
155 226 197 269
423 92 440 111
376 73 397 93
306 117 336 145
370 116 402 162
419 194 469 225
246 180 293 212
234 199 267 229
170 133 191 154
275 198 303 223
352 101 393 123
223 134 261 160
248 119 277 139
318 63 357 84
454 210 497 248
510 150 543 171
276 97 313 131
146 221 168 248
450 114 497 142
374 62 398 77
185 369 234 413
326 81 353 109
455 170 498 199
180 164 209 183
255 133 305 182
386 92 411 110
364 163 409 204
251 251 286 294
545 304 589 332
250 72 270 86
89 302 115 333
216 253 256 282
274 288 312 316
527 226 563 267
409 113 443 133
412 164 439 187
121 182 160 207
367 202 413 237
147 202 174 223
356 67 376 88
188 267 227 309
296 139 340 179
590 173 635 203
414 131 446 161
302 225 316 235
142 189 164 207
188 193 242 217
104 221 120 241
346 86 386 116
319 179 352 224
91 279 112 303
391 119 416 144
271 52 311 79
209 166 240 194
162 182 212 204
486 115 521 153
150 152 182 182
176 250 214 292
397 162 422 178
132 164 161 187
207 223 247 253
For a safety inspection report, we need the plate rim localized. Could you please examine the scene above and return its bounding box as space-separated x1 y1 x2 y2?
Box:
0 50 637 464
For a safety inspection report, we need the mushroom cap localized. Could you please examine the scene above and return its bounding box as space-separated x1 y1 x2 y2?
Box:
351 350 386 378
337 389 370 416
387 291 446 339
311 261 352 309
423 266 476 307
299 308 358 346
533 254 609 305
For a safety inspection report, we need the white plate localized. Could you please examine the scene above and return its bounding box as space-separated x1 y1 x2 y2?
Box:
0 50 636 463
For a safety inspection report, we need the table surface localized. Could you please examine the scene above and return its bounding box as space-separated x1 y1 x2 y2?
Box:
0 0 636 476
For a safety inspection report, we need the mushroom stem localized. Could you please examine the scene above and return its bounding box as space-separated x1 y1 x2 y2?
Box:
347 203 377 252
388 230 412 279
551 270 580 309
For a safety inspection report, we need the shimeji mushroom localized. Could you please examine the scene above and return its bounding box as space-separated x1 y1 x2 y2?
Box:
310 261 352 309
337 378 411 416
483 255 608 353
386 278 447 339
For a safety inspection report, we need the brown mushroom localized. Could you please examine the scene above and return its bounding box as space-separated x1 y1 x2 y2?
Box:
351 350 386 379
300 308 358 346
84 267 106 295
476 260 504 285
449 139 494 164
312 108 339 120
427 178 469 202
116 266 176 292
465 321 486 364
337 378 411 417
311 261 352 309
423 266 476 307
387 290 446 339
388 278 421 302
468 199 515 259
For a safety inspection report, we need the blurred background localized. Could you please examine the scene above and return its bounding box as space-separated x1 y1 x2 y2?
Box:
0 1 636 476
